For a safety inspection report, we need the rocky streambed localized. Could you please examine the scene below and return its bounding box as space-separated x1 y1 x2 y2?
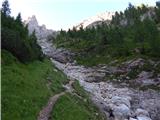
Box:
26 15 160 120
36 38 160 120
51 59 160 120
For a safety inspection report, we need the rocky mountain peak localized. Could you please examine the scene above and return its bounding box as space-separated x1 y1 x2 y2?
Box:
24 15 59 56
27 15 38 23
24 15 38 28
24 15 56 40
74 11 115 30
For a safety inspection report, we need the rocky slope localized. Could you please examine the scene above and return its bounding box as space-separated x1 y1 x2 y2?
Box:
25 15 74 63
73 11 115 30
25 15 160 120
51 58 160 120
24 15 55 55
24 15 57 39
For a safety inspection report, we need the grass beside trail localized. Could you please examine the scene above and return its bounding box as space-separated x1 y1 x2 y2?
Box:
1 50 67 120
52 81 105 120
2 50 105 120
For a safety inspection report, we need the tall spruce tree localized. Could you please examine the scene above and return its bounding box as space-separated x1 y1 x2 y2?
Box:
1 0 10 16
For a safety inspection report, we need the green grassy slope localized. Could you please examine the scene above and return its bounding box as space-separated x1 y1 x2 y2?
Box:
1 50 67 120
2 50 105 120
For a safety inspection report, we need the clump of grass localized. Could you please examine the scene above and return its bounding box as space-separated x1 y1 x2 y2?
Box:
72 80 89 98
52 81 105 120
126 68 139 79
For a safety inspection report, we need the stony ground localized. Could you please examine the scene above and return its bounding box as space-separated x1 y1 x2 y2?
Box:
51 59 160 120
39 38 160 120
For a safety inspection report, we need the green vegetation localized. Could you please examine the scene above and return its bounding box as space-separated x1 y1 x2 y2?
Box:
54 2 160 66
1 0 43 62
2 50 105 120
72 80 105 119
2 0 160 119
1 1 106 119
52 81 105 120
72 80 90 98
1 50 68 120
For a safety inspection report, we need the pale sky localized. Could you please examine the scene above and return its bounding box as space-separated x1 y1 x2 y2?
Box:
0 0 157 30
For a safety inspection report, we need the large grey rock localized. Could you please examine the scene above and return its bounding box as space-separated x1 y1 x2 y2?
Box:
113 104 131 120
130 118 137 120
136 71 160 85
137 116 152 120
138 71 152 79
135 109 149 117
85 72 106 82
128 58 145 69
111 96 131 108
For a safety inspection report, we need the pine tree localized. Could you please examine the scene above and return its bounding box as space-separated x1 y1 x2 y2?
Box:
155 1 160 23
1 0 11 16
16 13 22 25
156 1 160 8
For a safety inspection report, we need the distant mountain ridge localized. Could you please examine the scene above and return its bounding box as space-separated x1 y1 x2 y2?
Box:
73 11 115 30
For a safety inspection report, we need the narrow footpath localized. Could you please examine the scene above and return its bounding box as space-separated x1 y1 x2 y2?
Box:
37 80 74 120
